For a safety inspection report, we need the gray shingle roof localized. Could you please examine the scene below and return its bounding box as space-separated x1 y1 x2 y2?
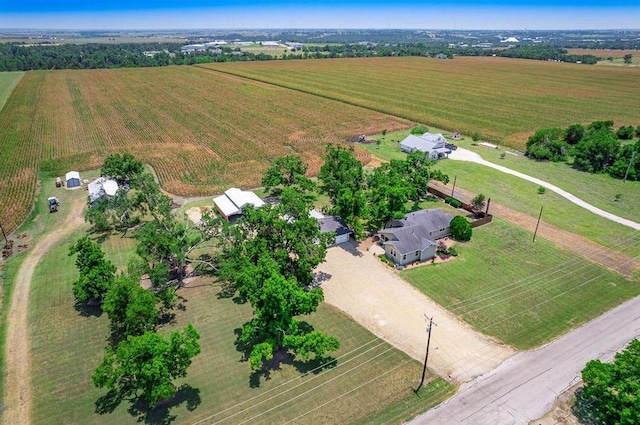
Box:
380 209 452 254
319 216 352 236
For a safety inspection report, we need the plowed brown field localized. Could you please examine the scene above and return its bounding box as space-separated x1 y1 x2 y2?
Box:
0 66 409 233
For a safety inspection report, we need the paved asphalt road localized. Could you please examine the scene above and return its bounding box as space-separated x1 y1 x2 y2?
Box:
410 295 640 424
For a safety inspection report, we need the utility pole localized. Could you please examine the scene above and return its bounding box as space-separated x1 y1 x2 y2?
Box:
623 150 637 183
532 206 543 242
450 176 457 198
416 315 436 392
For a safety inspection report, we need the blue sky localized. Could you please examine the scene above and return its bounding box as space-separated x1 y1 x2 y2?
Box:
1 0 638 30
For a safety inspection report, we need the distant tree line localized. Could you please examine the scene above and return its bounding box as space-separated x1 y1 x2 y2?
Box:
0 42 274 71
0 41 601 71
525 120 640 181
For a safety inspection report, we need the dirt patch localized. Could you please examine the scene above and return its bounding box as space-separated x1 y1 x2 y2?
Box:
316 242 515 384
2 196 86 425
430 181 640 278
531 382 582 425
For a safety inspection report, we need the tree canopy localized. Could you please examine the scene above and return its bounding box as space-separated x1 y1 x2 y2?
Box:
318 145 367 239
217 173 339 372
581 339 640 425
93 324 201 407
103 275 161 340
261 155 312 194
101 152 144 185
68 236 116 304
525 127 567 161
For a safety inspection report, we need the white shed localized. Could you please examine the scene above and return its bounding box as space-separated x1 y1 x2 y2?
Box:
65 171 81 188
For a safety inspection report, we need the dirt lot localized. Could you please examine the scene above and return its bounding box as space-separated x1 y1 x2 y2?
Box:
316 242 515 384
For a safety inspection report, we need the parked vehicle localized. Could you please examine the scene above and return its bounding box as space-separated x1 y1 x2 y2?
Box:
48 197 60 213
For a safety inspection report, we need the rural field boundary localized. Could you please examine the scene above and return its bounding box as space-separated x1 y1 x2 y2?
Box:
2 195 85 425
430 181 639 277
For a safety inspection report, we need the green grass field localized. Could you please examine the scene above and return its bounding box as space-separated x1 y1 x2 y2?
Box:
21 181 452 425
401 218 640 349
360 132 640 257
0 72 23 111
448 136 640 224
201 56 640 148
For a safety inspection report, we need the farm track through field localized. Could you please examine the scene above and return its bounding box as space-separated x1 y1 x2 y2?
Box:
2 195 85 425
429 181 640 277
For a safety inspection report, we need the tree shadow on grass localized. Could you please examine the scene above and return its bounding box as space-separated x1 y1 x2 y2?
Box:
95 385 201 425
74 300 103 318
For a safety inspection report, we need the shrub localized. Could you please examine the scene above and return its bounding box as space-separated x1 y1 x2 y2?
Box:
445 196 462 208
525 127 567 161
382 129 387 136
565 124 585 145
537 186 546 195
616 125 635 140
472 132 480 142
410 125 428 135
450 216 472 241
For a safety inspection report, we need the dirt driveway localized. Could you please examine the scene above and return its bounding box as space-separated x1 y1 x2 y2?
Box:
316 243 515 384
2 196 86 425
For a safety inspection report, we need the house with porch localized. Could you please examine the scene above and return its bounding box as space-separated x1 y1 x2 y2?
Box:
378 209 452 266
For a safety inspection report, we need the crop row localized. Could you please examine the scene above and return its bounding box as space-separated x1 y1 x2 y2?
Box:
0 66 407 233
202 57 640 147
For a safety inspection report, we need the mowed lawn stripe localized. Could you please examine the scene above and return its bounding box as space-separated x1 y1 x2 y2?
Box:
401 219 640 349
0 71 24 111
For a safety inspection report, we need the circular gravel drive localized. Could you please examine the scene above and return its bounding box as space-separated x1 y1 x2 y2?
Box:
316 243 515 384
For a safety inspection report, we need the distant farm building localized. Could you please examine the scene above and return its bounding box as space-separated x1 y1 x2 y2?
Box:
88 177 119 205
65 171 81 188
435 53 448 59
181 44 207 53
400 133 450 159
213 188 265 221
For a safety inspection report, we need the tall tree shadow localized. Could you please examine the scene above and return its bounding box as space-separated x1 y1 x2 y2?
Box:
95 385 201 425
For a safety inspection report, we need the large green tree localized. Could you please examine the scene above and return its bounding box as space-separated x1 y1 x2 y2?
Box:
402 151 449 198
102 275 160 340
366 162 414 231
581 339 640 425
573 128 620 173
68 236 116 304
237 258 339 370
318 145 367 238
101 152 145 185
217 185 339 371
261 155 313 195
93 324 201 407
